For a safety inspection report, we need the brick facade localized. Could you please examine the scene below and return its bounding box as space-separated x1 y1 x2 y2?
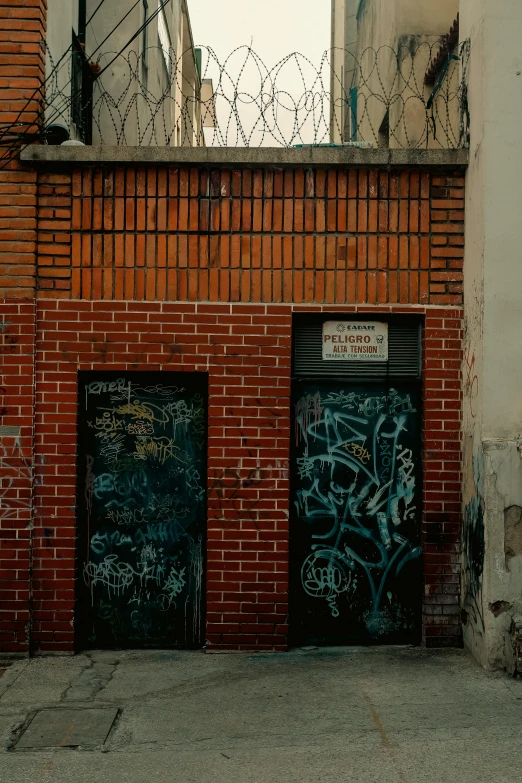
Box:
0 301 35 652
0 159 465 653
0 0 44 652
35 167 464 306
25 300 460 652
0 0 46 297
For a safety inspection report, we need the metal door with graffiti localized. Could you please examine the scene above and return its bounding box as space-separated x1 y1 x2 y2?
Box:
76 371 207 649
291 382 422 645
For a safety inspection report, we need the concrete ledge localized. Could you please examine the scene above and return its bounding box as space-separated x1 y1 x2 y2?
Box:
20 145 469 168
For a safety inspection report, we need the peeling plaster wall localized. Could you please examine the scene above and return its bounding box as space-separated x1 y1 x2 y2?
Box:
482 442 522 673
355 1 459 150
481 3 522 440
460 0 522 673
460 0 486 665
462 438 485 663
396 0 459 36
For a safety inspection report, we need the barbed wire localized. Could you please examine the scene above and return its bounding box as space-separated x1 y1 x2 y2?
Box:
1 40 470 158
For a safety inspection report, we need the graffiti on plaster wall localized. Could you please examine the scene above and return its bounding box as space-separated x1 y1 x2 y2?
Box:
462 444 485 633
77 372 206 648
464 344 479 420
292 384 422 643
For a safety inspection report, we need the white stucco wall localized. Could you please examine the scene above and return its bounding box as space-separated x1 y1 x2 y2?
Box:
45 0 201 146
481 1 522 439
482 441 522 672
396 0 459 36
330 0 358 143
46 0 79 62
356 0 397 54
354 0 460 148
45 0 79 131
461 0 522 672
356 0 458 51
86 2 142 145
460 0 486 665
331 0 460 145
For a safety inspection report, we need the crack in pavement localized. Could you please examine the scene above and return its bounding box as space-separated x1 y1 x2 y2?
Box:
62 654 120 703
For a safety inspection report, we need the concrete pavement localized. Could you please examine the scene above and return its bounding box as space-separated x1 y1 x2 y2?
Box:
0 647 521 783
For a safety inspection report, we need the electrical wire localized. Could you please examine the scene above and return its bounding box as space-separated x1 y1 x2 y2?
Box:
42 0 172 137
1 1 163 141
88 0 142 61
0 45 72 141
0 0 147 139
0 0 174 166
85 0 109 28
0 0 156 161
96 0 171 77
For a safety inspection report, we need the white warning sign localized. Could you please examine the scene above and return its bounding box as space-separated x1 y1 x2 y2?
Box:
322 321 388 361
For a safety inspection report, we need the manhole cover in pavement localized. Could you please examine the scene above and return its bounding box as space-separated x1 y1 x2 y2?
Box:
14 708 119 749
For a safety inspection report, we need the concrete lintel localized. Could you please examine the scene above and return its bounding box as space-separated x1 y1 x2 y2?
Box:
20 145 469 169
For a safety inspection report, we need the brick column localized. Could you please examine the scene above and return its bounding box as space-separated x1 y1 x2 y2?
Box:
0 0 46 653
421 172 466 647
0 301 36 652
0 0 46 296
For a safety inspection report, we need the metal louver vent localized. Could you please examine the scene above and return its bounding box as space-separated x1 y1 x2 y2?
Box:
293 318 421 379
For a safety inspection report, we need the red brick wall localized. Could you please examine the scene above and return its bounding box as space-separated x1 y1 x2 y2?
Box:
0 300 35 652
0 0 46 126
422 310 463 645
0 156 466 653
0 0 46 297
0 0 466 654
26 300 462 652
0 0 45 652
32 167 464 306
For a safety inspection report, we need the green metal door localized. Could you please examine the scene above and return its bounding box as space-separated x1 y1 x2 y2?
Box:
76 371 207 649
291 381 422 645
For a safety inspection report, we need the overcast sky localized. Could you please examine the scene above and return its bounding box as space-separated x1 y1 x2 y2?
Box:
188 1 332 146
189 0 330 64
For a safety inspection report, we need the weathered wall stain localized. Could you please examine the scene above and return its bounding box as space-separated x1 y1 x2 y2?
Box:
464 344 479 419
488 600 512 617
209 461 289 530
504 505 522 562
461 441 485 632
512 618 522 677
